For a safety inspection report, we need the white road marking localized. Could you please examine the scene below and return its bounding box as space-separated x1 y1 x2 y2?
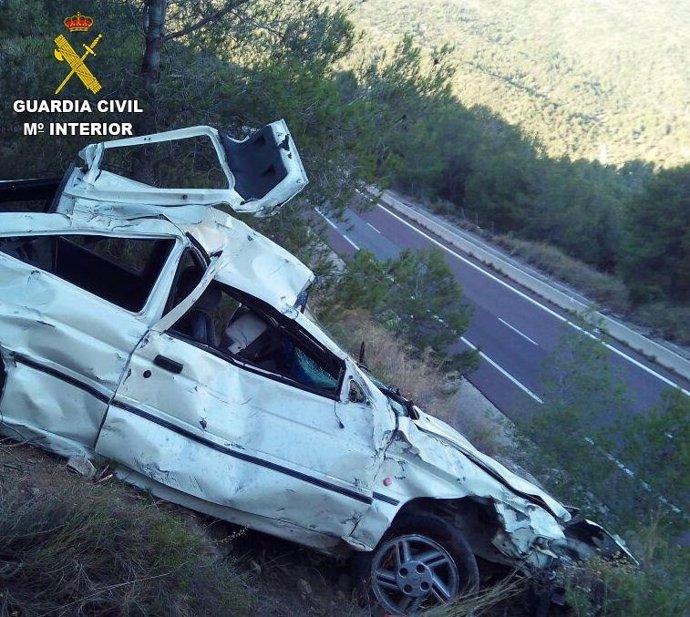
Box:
374 198 687 514
366 222 382 234
341 233 360 251
461 336 544 404
498 318 539 346
378 203 690 397
583 437 683 515
316 208 338 230
359 200 685 511
315 208 360 251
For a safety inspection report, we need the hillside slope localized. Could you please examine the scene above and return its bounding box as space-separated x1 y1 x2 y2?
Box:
348 0 690 166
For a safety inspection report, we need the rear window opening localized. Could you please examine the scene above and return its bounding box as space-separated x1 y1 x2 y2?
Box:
0 178 62 213
0 234 175 312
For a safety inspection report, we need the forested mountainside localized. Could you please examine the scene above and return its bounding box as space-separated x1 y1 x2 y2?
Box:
348 0 690 167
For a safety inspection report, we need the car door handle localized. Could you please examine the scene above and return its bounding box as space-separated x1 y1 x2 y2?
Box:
154 355 184 374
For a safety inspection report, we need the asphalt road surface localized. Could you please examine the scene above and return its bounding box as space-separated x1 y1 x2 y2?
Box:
319 201 690 423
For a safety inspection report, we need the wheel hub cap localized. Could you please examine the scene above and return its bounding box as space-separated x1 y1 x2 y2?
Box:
395 560 433 597
371 533 461 614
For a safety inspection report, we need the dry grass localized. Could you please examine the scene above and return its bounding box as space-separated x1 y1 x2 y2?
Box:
425 572 531 616
323 310 531 470
494 235 631 314
562 518 690 617
0 476 252 617
630 301 690 346
324 309 458 420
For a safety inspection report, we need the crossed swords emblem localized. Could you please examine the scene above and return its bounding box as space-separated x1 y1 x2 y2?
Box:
54 33 103 95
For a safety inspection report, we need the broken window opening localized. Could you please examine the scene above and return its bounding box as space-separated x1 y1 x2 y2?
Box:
0 177 62 213
0 234 175 312
168 280 343 397
100 135 229 190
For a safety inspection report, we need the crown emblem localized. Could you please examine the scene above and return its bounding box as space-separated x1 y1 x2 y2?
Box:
64 11 94 32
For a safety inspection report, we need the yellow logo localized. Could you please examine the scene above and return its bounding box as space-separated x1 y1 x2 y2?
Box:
54 12 103 95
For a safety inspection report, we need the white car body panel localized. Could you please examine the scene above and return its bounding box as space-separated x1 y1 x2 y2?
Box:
350 414 568 567
96 328 395 547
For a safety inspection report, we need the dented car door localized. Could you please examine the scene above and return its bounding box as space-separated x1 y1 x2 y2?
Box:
0 214 178 457
95 271 388 546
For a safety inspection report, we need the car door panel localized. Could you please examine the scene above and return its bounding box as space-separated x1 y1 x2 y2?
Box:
96 328 381 542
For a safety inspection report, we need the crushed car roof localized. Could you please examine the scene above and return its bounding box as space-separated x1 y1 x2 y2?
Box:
0 206 314 313
9 119 315 311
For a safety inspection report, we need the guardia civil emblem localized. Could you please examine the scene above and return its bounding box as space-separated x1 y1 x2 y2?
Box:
54 11 103 95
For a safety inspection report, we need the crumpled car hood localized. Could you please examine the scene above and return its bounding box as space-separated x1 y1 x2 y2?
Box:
411 410 570 522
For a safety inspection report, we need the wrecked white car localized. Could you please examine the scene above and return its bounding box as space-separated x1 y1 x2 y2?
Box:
0 122 630 615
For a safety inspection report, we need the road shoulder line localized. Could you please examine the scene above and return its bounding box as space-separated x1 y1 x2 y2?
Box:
379 191 690 385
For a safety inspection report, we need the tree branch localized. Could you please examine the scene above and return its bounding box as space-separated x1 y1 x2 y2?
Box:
161 0 252 42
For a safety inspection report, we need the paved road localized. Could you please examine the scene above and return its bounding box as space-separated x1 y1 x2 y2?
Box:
319 202 690 423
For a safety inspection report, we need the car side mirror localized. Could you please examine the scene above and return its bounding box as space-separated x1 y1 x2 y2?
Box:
348 379 368 405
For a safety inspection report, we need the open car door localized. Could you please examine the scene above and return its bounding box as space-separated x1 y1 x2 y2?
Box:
60 120 308 217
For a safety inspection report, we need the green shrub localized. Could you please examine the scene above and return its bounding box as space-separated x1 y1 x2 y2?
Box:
494 235 631 314
630 301 690 345
563 520 689 617
0 480 252 617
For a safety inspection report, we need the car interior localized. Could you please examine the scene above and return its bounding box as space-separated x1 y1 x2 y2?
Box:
166 263 341 395
0 234 175 312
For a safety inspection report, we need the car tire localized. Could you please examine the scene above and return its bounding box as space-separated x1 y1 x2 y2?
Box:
353 513 479 615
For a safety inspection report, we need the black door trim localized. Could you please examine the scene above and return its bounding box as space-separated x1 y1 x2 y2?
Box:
110 398 375 506
14 352 111 404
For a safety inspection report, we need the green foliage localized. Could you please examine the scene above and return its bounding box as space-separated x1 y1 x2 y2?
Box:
495 235 631 313
564 521 690 617
326 249 389 313
347 1 690 338
0 0 142 177
0 480 252 616
350 35 456 183
346 0 690 168
321 248 475 370
387 248 470 351
521 327 689 534
523 328 626 509
619 389 690 512
629 301 690 346
621 165 690 304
